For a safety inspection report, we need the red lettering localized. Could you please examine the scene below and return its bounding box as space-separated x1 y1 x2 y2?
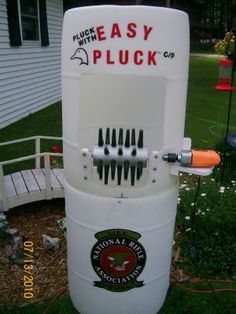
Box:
127 23 137 38
96 26 106 41
93 50 102 64
111 23 122 38
143 25 153 41
106 50 115 64
148 51 157 65
134 50 143 65
93 50 156 66
119 50 129 65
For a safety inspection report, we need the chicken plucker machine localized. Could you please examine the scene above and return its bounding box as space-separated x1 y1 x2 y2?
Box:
61 5 220 314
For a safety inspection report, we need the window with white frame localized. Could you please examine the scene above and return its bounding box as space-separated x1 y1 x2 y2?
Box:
19 0 40 41
6 0 49 47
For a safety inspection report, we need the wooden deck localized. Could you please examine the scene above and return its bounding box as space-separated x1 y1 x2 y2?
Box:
0 136 64 212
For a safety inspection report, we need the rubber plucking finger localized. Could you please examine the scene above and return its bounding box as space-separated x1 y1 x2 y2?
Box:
124 160 130 180
131 166 135 186
104 165 109 185
98 129 104 147
105 128 110 145
111 129 116 147
117 165 122 185
111 160 116 180
125 129 130 148
118 129 123 145
131 128 136 145
138 130 143 148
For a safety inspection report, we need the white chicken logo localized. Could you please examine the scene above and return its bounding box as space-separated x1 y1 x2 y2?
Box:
71 48 89 65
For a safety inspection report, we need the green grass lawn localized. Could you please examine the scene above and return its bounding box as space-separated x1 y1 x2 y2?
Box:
1 55 236 313
0 102 62 141
3 282 236 314
0 103 62 174
185 56 236 149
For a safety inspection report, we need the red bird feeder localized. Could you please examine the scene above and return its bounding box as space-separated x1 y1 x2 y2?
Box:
51 144 62 153
50 144 62 166
213 58 236 91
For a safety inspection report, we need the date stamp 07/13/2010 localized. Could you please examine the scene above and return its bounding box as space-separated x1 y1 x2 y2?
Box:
23 241 34 299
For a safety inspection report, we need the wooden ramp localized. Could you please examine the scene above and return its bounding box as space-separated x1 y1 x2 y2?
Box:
2 168 64 211
0 136 64 212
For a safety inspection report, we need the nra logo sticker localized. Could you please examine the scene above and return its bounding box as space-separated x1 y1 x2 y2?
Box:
91 229 146 292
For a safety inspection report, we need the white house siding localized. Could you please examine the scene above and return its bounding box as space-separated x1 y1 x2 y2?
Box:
0 0 63 129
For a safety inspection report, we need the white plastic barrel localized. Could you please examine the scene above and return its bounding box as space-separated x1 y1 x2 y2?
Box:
61 5 189 314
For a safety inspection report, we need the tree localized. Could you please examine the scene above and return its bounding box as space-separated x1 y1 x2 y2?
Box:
194 0 236 37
